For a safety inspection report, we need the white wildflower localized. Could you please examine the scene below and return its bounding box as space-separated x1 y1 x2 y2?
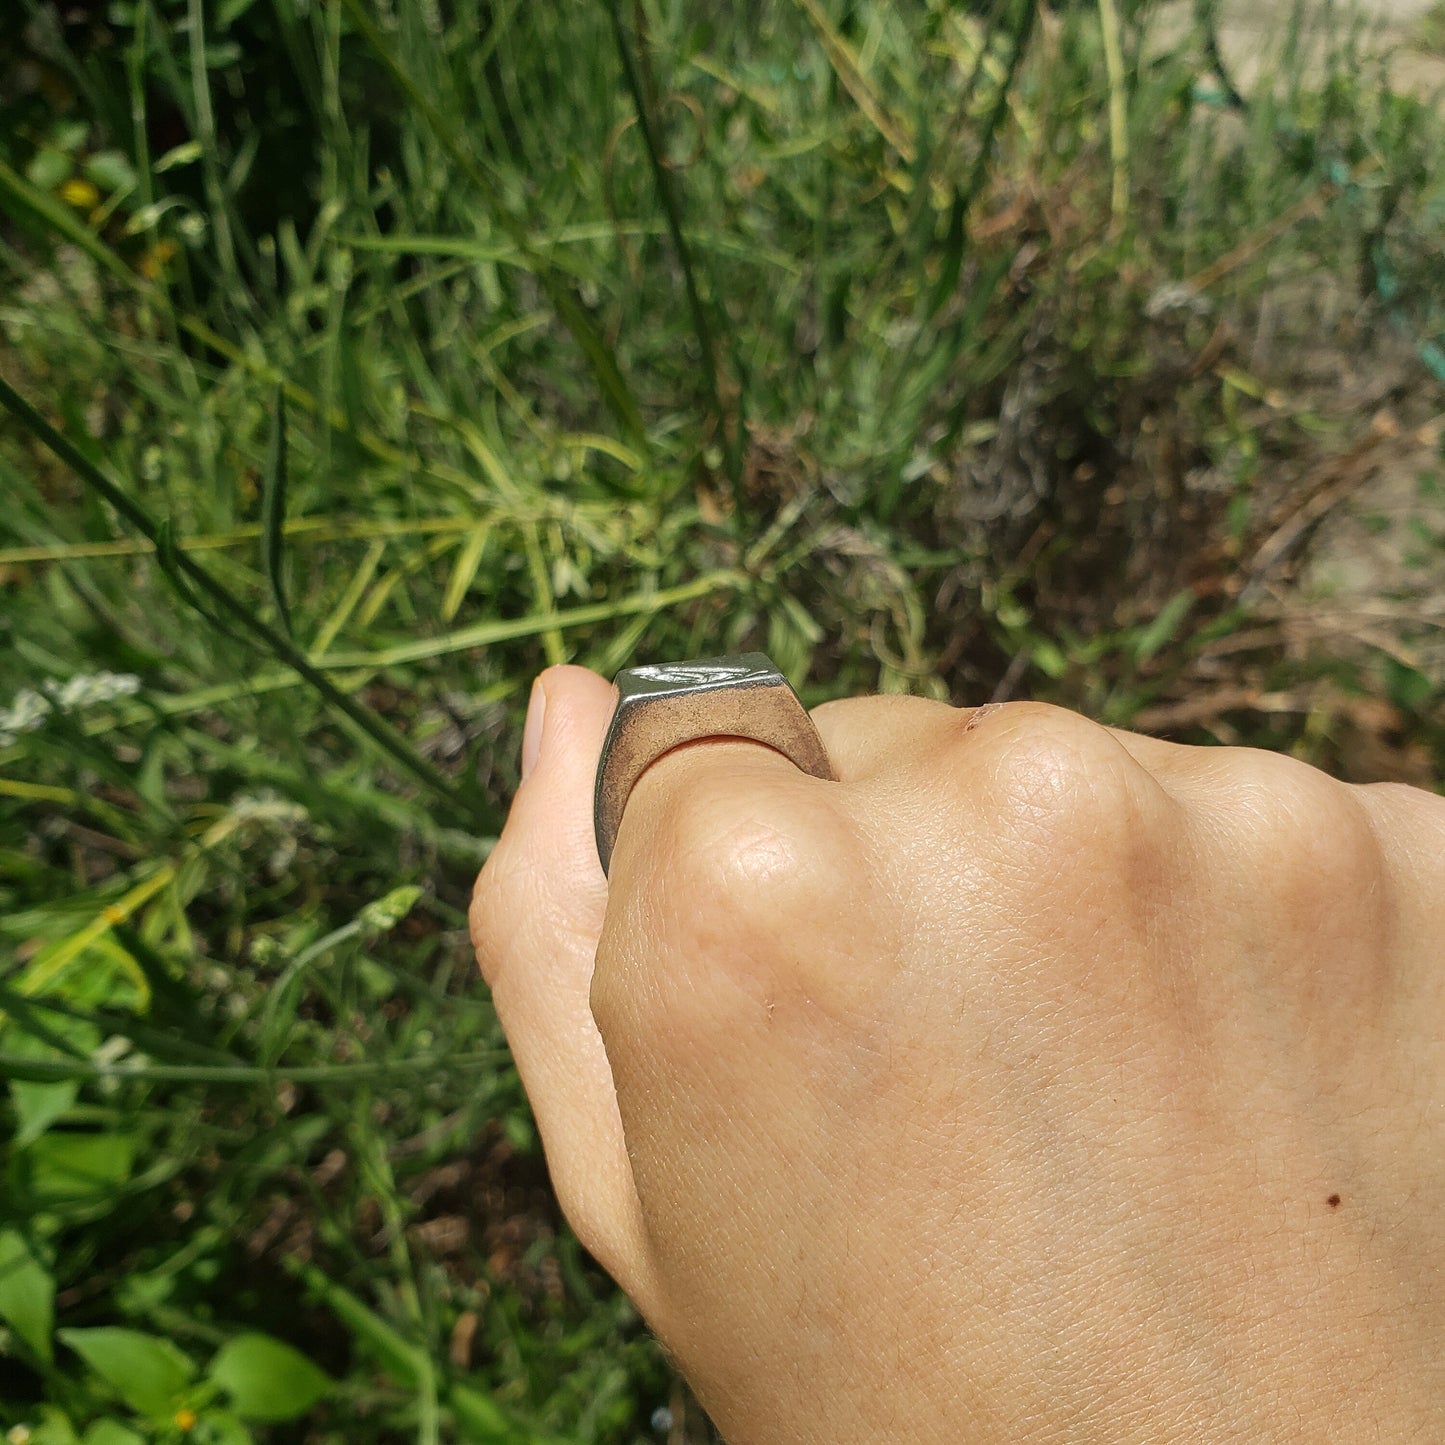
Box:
230 789 309 829
229 790 310 876
0 688 52 746
49 670 141 710
1144 283 1213 321
0 671 142 746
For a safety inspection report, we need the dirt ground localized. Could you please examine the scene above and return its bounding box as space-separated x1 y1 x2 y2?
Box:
1155 0 1445 91
1147 2 1445 727
1274 3 1445 697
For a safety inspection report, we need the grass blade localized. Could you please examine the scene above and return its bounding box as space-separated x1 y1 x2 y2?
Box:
262 384 293 638
791 0 915 160
606 0 745 523
441 523 492 624
522 522 566 667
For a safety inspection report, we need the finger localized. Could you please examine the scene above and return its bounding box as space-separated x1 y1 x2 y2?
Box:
809 692 962 783
470 665 648 1290
812 692 1193 793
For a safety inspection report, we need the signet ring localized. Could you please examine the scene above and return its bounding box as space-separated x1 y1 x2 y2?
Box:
592 652 836 876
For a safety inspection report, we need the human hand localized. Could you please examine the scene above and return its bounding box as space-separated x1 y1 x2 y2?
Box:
471 665 1445 1441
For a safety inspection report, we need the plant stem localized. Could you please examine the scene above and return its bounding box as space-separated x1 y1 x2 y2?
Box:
1098 0 1131 236
0 1050 510 1086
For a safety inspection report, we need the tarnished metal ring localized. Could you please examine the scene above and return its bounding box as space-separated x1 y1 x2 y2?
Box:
593 652 836 876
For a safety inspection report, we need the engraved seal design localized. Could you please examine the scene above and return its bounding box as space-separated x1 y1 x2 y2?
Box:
592 652 836 876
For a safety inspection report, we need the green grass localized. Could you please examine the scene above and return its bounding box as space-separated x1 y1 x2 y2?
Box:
1 0 1443 1440
1421 1 1445 54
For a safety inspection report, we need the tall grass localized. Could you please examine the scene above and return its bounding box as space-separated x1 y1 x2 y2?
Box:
1 0 1442 1439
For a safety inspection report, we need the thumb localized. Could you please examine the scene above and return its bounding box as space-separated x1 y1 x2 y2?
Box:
470 665 649 1292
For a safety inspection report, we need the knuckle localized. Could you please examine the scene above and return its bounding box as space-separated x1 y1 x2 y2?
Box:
970 703 1165 865
612 762 888 1027
1219 751 1386 915
656 773 843 947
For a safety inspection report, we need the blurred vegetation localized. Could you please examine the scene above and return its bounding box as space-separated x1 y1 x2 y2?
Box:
0 0 1441 1440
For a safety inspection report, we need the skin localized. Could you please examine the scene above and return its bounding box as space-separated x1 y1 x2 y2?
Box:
470 665 1445 1442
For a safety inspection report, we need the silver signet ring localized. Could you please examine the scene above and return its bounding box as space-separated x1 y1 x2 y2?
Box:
593 652 836 876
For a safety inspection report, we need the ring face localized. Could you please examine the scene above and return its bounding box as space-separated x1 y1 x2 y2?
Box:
593 651 835 876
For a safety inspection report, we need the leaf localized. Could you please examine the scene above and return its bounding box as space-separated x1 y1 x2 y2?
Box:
1031 638 1068 679
0 375 474 827
357 885 422 935
28 1407 79 1445
4 1009 99 1145
26 149 73 192
1132 589 1195 664
9 1066 79 1148
218 0 265 23
925 191 967 320
441 522 492 622
297 1265 425 1387
0 1229 55 1361
209 1333 331 1422
196 1410 253 1445
1384 657 1434 712
154 140 204 172
447 1384 515 1443
80 1422 147 1445
82 152 139 195
59 1328 196 1418
261 385 293 638
18 1131 136 1204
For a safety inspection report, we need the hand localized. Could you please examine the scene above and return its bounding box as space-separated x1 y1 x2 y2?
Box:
471 665 1445 1442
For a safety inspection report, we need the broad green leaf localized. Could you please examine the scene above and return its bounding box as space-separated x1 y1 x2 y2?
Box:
27 1406 79 1445
82 152 139 195
0 1229 55 1360
58 1328 195 1417
10 1075 78 1147
80 1422 146 1445
18 1132 136 1203
25 148 73 192
208 1333 331 1422
194 1408 253 1445
4 1013 99 1145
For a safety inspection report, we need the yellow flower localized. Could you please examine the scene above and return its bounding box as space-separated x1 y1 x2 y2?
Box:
58 177 101 210
7 1426 34 1445
173 1409 198 1432
139 238 179 280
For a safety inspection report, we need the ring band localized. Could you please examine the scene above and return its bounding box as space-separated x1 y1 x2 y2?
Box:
593 652 836 876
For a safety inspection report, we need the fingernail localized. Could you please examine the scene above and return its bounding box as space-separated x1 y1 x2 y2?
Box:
521 679 547 780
